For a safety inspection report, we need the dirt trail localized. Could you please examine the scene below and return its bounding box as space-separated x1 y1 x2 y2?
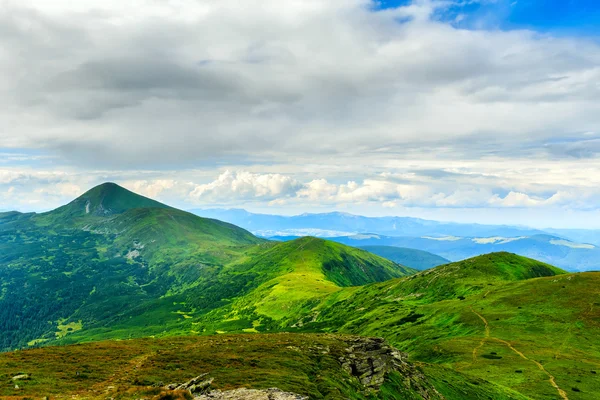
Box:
492 338 568 400
469 309 569 400
470 307 489 362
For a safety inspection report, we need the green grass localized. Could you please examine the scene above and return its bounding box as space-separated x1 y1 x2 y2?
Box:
0 333 447 399
49 251 600 399
215 237 416 322
54 237 416 342
55 320 83 338
297 254 600 399
0 184 412 351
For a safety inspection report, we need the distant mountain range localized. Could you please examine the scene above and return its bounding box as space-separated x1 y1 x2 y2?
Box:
191 208 547 238
192 208 600 271
268 233 599 272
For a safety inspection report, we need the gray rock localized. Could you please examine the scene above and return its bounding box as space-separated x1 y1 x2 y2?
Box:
195 388 308 400
338 336 445 399
170 373 214 394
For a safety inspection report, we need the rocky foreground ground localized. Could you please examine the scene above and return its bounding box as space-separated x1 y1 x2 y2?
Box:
156 336 443 400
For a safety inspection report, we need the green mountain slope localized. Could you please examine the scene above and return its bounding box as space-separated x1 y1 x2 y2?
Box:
0 183 412 352
382 252 565 302
205 237 416 322
57 253 597 399
292 253 600 399
241 237 415 288
47 182 171 219
55 236 416 343
359 245 450 270
0 183 263 350
4 252 591 399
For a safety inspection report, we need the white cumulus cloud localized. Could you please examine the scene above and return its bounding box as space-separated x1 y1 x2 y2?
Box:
190 170 303 202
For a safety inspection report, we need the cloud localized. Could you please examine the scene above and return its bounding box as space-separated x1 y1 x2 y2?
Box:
0 168 85 209
189 170 303 202
1 1 600 225
5 165 600 232
544 137 600 159
126 179 177 199
182 169 600 211
0 0 599 168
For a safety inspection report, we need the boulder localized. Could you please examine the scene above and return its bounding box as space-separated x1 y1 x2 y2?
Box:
175 373 213 394
338 336 445 399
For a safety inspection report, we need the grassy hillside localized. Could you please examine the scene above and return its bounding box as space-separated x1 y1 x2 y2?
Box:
53 237 416 344
233 237 414 291
0 184 412 351
293 253 600 399
201 237 416 324
0 333 528 400
359 246 450 270
48 252 600 399
0 184 261 351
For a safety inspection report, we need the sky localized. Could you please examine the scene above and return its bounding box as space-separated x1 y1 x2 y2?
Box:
1 0 600 229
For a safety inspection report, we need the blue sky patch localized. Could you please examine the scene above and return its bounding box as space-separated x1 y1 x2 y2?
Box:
375 0 600 36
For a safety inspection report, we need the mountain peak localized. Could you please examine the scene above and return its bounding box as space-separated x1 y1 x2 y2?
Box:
53 182 171 217
446 251 567 281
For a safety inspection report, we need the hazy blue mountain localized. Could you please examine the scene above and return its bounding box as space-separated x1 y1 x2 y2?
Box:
315 234 598 272
191 209 600 271
544 228 600 246
358 246 450 270
191 208 545 238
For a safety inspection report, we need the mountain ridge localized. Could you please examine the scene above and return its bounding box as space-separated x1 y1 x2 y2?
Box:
0 182 413 351
191 207 547 238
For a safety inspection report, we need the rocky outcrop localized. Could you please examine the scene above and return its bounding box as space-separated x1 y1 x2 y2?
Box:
165 373 213 395
162 335 444 400
339 336 445 399
195 388 307 399
340 337 398 389
163 377 305 399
